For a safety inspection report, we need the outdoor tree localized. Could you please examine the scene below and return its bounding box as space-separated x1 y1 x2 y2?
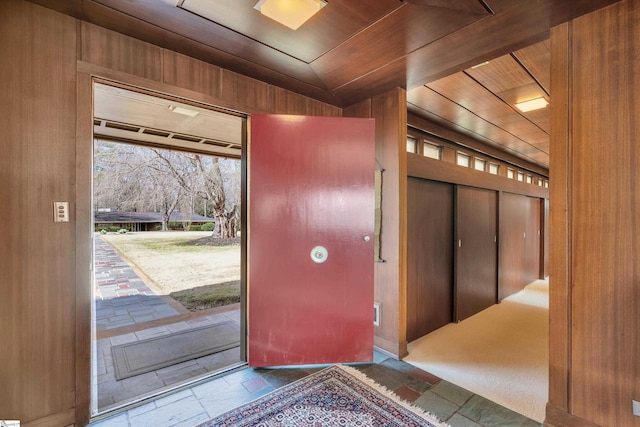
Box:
150 149 240 238
93 140 240 236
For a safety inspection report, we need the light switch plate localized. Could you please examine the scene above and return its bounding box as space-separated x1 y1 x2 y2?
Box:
54 201 69 222
633 400 640 416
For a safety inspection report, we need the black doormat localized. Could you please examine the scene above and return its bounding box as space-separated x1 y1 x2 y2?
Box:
111 321 240 380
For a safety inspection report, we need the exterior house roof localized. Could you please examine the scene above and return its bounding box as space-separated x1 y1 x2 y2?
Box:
94 211 215 223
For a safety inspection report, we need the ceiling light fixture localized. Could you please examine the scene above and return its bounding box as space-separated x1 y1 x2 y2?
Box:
514 97 548 112
471 61 490 69
254 0 327 30
169 105 199 117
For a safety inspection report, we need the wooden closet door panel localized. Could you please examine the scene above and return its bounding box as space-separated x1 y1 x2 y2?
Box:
455 186 497 321
407 178 454 342
499 192 527 300
525 197 542 284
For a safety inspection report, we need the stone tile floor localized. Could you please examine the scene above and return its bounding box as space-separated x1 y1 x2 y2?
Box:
96 308 243 411
89 350 542 427
94 235 243 412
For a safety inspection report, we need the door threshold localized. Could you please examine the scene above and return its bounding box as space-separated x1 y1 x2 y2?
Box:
90 361 248 423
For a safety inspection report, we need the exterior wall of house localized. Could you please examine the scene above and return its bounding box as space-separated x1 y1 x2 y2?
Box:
547 0 640 426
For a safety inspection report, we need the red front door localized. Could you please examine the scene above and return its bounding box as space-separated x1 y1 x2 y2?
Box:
248 114 375 367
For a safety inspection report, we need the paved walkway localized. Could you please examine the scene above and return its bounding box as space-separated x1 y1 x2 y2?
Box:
93 235 242 412
94 235 182 330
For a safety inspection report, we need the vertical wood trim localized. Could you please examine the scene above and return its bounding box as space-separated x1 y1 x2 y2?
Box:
568 2 639 424
75 72 94 426
547 22 571 414
345 92 407 357
369 88 408 357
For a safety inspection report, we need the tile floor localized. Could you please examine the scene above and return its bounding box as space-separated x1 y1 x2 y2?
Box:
89 350 542 427
94 235 243 412
96 308 243 411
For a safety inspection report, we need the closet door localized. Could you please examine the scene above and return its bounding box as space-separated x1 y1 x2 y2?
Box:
498 192 528 301
407 178 453 342
525 197 542 285
455 186 497 321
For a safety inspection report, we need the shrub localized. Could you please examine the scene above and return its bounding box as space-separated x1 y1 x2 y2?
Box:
117 228 128 234
168 221 182 230
200 222 215 232
100 229 107 235
189 225 202 231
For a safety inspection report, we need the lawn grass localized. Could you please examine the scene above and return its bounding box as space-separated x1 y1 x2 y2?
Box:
169 281 240 311
100 231 240 311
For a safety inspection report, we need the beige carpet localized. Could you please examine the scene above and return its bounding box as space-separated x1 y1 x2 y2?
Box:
405 279 549 422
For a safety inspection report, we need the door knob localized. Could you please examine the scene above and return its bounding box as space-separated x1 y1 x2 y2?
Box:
310 246 328 263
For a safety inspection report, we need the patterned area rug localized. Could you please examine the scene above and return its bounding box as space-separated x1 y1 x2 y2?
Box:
197 365 448 427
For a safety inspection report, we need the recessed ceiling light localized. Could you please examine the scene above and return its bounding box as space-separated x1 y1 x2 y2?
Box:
515 97 548 112
254 0 327 30
471 61 490 69
169 105 199 117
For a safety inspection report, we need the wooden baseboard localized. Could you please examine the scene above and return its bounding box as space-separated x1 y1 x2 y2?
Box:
545 404 602 427
373 335 408 359
23 408 75 427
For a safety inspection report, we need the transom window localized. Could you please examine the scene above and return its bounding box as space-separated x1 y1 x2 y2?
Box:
457 152 471 167
423 141 441 160
407 136 417 154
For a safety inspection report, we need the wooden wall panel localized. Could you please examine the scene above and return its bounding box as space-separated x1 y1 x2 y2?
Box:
568 1 639 425
271 86 315 115
455 187 497 322
407 179 453 341
548 1 640 425
408 155 549 199
220 69 270 113
408 112 549 177
81 21 162 81
0 1 78 424
162 51 221 99
345 88 408 357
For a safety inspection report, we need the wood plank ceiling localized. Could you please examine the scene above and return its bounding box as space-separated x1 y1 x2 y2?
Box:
30 0 620 169
409 39 551 167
